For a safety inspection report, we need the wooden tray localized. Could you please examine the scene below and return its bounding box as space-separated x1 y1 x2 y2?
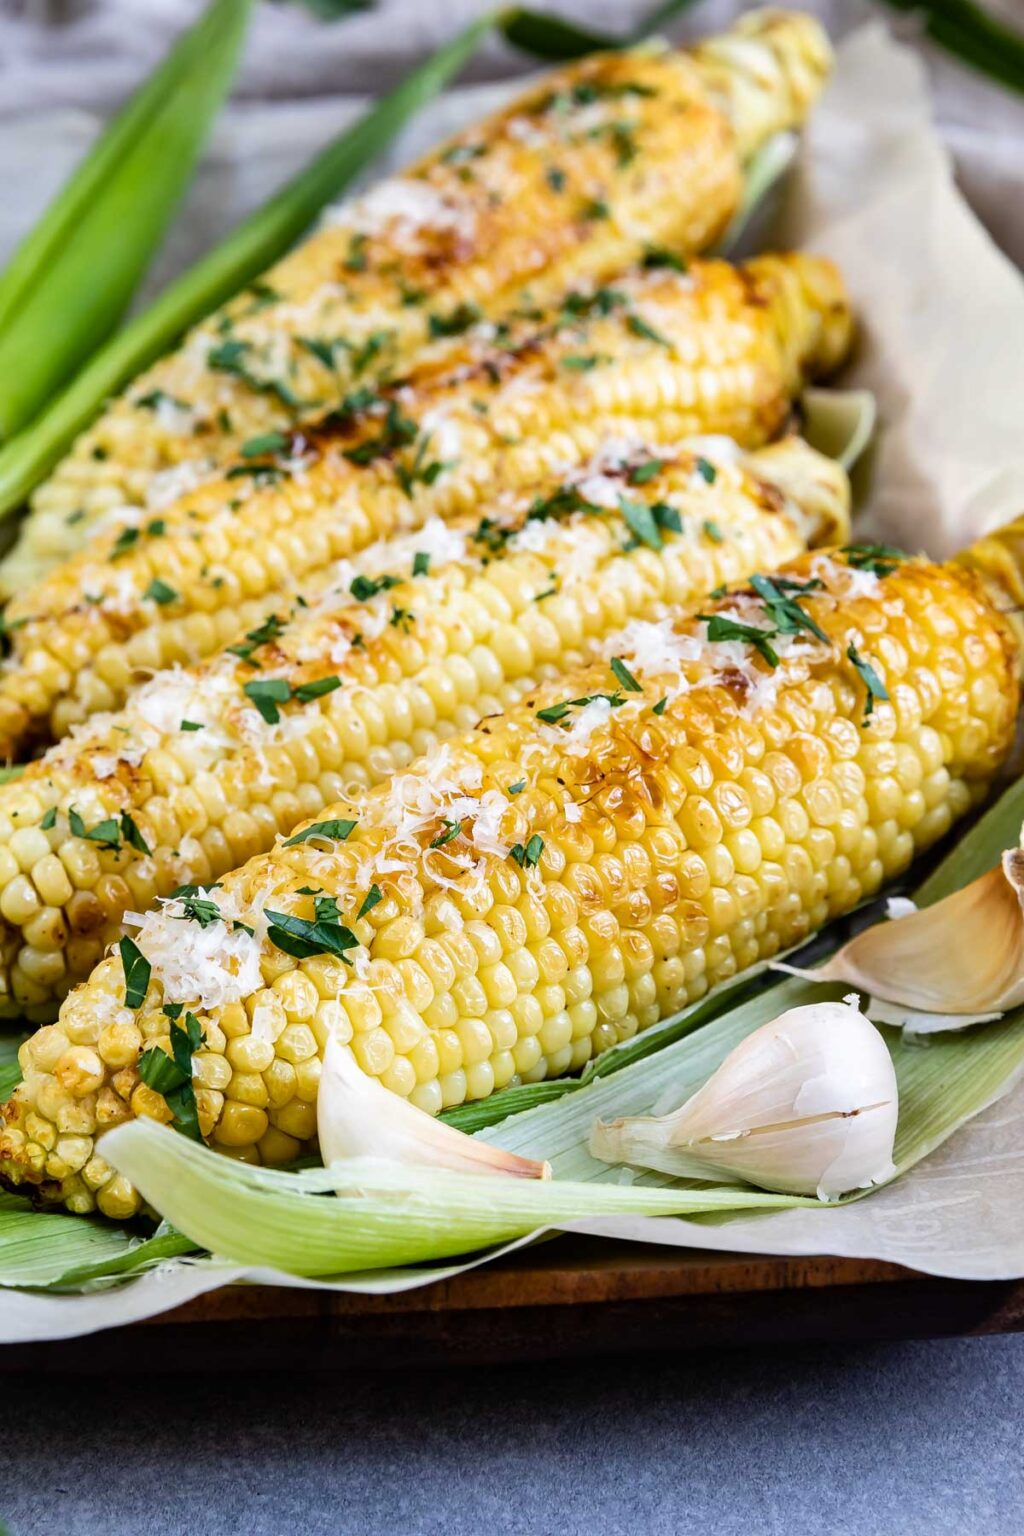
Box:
3 1238 1023 1371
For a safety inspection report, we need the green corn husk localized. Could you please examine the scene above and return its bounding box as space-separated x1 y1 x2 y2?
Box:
502 0 1024 96
0 0 253 441
100 1138 810 1278
500 0 697 60
0 10 494 525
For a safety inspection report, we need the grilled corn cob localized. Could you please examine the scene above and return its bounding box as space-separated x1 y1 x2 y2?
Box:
0 436 848 1020
3 527 1019 1216
0 253 852 759
7 9 833 593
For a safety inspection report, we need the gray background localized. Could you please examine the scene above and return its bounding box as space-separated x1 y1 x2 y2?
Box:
0 1336 1022 1533
1 1 1024 1531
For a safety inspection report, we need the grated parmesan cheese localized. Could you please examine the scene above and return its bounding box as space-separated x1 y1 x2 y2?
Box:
126 888 264 1010
335 177 476 248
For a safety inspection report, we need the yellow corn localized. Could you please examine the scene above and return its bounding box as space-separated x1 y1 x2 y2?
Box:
0 253 852 759
6 9 833 593
0 436 847 1019
2 530 1018 1216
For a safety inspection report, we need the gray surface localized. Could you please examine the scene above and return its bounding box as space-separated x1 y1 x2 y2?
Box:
1 1334 1023 1533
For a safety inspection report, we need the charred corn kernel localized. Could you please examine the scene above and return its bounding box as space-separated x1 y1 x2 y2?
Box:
0 435 848 1019
5 539 1019 1212
0 252 853 763
11 10 832 590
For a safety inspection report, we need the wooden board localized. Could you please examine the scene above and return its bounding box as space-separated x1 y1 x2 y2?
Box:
3 1239 1023 1371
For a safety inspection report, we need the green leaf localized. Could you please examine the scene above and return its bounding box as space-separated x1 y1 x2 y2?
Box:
144 578 178 606
266 908 360 961
283 818 358 847
500 0 699 60
119 935 151 1010
0 9 493 522
101 1131 807 1277
877 0 1024 99
0 0 253 440
243 677 292 724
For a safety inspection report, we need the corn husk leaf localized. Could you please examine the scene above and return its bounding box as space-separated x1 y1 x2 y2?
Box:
102 1133 809 1277
801 388 877 472
500 1 698 60
0 0 253 440
0 10 493 523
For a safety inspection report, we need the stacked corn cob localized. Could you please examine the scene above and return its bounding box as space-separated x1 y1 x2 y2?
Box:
0 436 848 1020
4 8 833 593
0 252 852 759
2 529 1019 1215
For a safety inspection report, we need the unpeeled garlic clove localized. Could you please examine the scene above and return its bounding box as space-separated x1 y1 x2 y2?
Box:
778 850 1024 1023
589 996 898 1200
317 1034 551 1180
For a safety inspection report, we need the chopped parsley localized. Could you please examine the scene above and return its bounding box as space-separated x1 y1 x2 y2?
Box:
703 519 723 544
119 935 151 1010
240 430 290 459
283 817 358 847
350 572 401 602
842 543 905 578
266 902 359 961
536 692 624 724
110 526 140 559
144 578 177 606
748 573 829 645
138 1010 205 1141
242 678 290 724
180 720 204 732
609 656 642 693
293 675 341 703
412 551 431 577
344 400 419 466
618 494 663 551
652 696 668 715
695 457 717 485
344 233 369 272
429 819 463 849
847 643 889 721
428 302 482 338
642 246 687 272
546 167 566 192
356 884 383 921
699 614 780 668
40 807 57 830
228 613 285 663
507 780 526 795
628 458 663 485
120 813 152 855
297 335 338 371
510 834 544 869
68 808 122 849
626 313 671 347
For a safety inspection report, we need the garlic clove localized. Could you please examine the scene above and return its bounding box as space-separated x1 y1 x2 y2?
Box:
866 997 1003 1039
589 996 898 1200
317 1034 551 1180
777 850 1024 1019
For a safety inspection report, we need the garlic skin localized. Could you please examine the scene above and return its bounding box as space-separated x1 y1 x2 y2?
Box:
318 1035 551 1180
589 997 898 1200
778 850 1024 1024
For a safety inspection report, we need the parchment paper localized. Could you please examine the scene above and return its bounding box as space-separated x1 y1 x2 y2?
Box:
2 20 1024 1340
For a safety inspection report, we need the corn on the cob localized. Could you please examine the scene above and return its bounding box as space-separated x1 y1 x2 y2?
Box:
3 530 1018 1217
6 9 833 594
0 253 852 759
0 436 848 1020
